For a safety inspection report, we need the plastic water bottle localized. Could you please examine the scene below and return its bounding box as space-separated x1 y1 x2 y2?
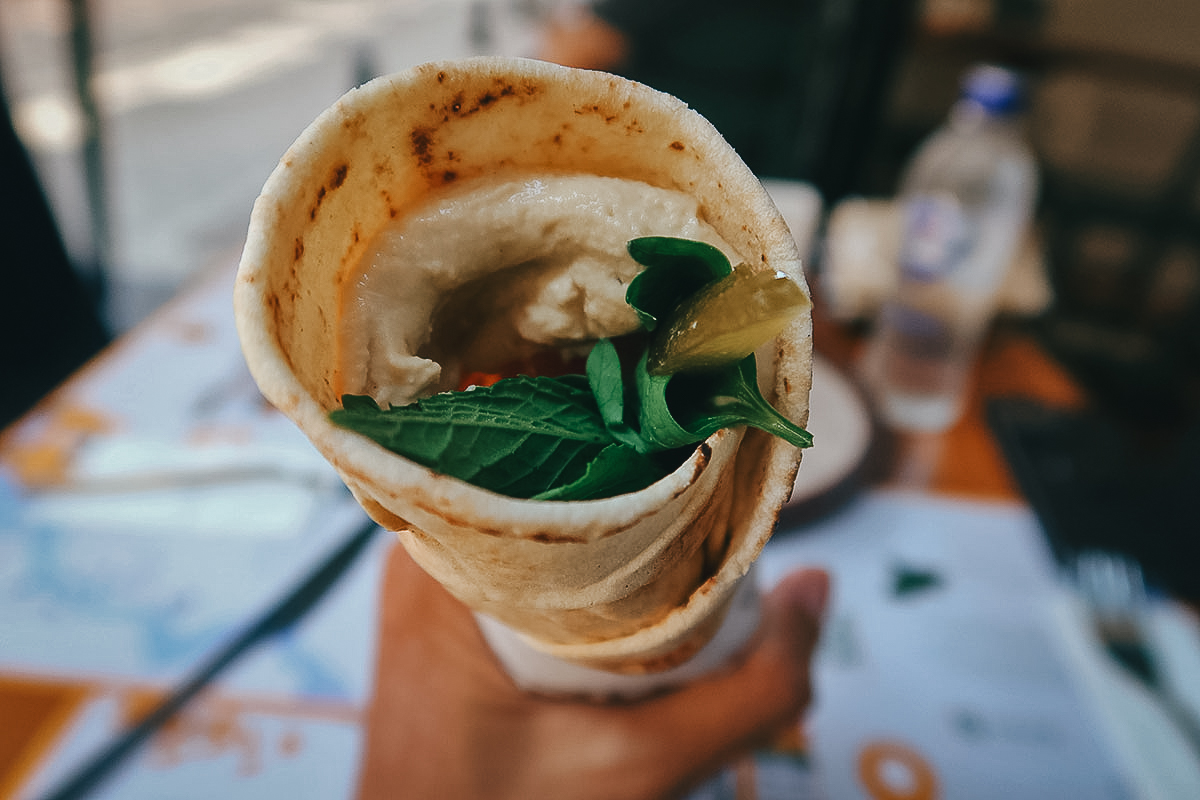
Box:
862 64 1038 432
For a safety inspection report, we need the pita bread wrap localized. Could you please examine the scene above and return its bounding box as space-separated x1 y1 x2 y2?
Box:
234 57 812 677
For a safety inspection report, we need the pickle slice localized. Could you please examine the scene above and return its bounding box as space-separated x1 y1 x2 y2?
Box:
647 263 809 376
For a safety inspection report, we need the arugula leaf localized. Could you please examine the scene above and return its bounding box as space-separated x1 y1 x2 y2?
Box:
331 376 614 499
625 237 732 331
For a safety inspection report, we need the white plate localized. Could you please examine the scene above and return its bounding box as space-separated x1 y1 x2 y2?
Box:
787 353 874 508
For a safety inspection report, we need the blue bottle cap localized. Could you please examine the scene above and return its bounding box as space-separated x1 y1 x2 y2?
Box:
960 64 1025 115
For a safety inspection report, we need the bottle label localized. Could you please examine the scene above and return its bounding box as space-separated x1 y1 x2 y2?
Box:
881 303 954 359
899 194 970 282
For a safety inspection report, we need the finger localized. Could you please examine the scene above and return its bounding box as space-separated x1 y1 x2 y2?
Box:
617 568 830 796
678 567 829 742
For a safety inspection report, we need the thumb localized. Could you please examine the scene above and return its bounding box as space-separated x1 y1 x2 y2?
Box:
727 566 830 733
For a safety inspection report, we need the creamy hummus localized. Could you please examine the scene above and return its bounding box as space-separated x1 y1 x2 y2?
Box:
335 174 740 407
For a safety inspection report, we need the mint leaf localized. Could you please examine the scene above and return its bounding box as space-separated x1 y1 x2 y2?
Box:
586 337 652 453
586 341 812 452
330 236 811 503
665 356 814 449
330 376 613 499
625 237 732 331
623 237 812 451
634 351 701 450
532 443 669 501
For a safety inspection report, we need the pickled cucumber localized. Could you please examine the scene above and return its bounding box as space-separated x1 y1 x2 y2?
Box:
647 263 809 376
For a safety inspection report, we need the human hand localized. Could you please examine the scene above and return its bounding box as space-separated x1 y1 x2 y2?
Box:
356 545 828 800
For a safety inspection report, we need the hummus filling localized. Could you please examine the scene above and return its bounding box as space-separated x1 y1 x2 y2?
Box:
334 174 740 408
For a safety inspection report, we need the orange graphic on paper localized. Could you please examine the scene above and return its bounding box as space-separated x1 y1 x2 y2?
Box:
120 691 307 778
112 688 362 779
0 676 95 800
1 405 115 489
857 740 939 800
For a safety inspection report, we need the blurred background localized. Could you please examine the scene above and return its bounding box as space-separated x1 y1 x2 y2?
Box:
2 0 1199 429
0 0 550 332
3 5 1200 794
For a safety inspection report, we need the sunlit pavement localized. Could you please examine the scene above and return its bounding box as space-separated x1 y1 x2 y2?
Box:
2 0 549 331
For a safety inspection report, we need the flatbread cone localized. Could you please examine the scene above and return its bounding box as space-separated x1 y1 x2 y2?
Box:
234 57 812 675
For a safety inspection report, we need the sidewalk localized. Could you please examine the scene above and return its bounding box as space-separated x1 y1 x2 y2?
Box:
1 0 550 331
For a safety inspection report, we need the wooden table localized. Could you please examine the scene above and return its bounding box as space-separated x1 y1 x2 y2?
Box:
810 300 1085 501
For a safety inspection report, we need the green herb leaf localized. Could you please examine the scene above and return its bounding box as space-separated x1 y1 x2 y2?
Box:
634 350 700 450
668 356 814 449
636 352 814 451
329 235 811 503
586 337 652 453
588 343 812 453
532 443 669 501
625 237 733 330
330 376 613 499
